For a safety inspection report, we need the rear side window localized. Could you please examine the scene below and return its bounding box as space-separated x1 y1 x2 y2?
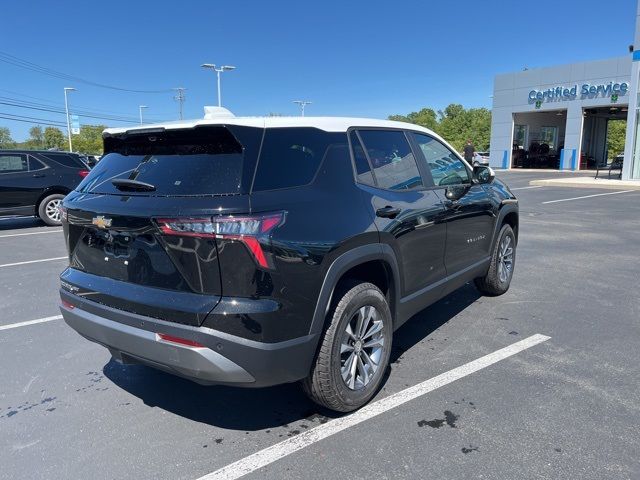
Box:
42 152 86 168
28 156 47 171
349 131 375 186
77 126 259 196
356 130 423 190
0 154 28 173
253 128 344 191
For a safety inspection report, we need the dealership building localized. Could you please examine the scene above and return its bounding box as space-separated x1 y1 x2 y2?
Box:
489 2 640 181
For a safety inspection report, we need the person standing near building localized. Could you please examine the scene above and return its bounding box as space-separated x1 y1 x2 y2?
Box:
463 139 475 164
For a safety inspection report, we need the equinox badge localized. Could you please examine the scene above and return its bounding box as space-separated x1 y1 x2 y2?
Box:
92 215 113 229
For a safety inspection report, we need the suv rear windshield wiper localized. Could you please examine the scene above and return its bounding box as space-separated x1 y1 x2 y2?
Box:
111 179 156 191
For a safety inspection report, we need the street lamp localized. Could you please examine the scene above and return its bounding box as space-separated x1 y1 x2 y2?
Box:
293 100 312 117
201 63 236 107
63 87 76 152
139 105 148 125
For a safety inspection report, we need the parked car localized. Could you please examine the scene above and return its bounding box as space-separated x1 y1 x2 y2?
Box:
473 151 490 166
0 150 90 225
59 115 518 412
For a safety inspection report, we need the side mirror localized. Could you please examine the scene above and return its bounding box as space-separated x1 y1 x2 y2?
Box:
445 184 469 201
474 166 495 184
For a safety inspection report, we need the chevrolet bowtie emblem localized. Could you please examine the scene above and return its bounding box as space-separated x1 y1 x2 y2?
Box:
92 215 112 229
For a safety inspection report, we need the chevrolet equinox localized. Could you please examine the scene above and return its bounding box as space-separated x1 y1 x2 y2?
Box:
59 112 518 412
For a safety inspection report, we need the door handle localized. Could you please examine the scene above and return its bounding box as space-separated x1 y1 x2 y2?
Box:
32 174 45 178
376 206 401 219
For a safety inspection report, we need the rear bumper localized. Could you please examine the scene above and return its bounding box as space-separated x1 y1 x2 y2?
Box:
60 290 319 387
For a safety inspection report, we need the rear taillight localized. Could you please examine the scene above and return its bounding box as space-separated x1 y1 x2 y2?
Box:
78 169 90 178
155 212 285 269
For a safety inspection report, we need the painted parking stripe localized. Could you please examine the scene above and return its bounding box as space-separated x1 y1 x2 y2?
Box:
510 185 544 191
0 315 63 331
0 229 62 238
542 190 635 204
0 256 67 268
197 333 551 480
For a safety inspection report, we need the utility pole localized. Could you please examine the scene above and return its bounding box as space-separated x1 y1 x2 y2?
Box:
201 64 236 107
173 87 186 120
293 100 312 117
63 87 76 152
139 105 148 125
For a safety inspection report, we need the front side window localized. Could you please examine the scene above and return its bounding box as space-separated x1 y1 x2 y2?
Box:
0 154 28 174
356 130 423 190
411 133 470 186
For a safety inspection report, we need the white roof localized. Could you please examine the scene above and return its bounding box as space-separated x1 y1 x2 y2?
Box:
103 116 438 137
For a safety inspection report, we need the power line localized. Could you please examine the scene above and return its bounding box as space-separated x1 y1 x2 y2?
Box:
0 112 67 127
0 50 174 94
0 99 141 124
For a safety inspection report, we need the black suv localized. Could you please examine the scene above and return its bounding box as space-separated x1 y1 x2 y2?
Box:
59 117 518 412
0 150 90 225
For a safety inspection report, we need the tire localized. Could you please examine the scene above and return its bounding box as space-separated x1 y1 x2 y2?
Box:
475 224 516 296
302 282 393 412
38 194 65 226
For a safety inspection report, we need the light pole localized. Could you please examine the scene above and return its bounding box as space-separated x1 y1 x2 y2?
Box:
201 63 236 107
63 87 76 152
293 100 312 117
139 105 148 124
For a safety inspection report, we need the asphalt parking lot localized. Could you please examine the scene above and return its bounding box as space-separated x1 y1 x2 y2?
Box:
1 170 639 480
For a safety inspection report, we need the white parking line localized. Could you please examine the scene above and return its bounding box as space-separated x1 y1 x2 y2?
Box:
197 333 551 480
0 315 63 331
510 185 544 191
0 230 62 238
542 190 635 204
0 257 67 268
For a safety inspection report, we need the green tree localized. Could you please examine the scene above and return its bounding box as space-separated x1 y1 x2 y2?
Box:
389 108 438 131
25 125 45 149
389 104 492 152
44 127 66 150
70 125 105 155
606 119 626 161
0 127 16 148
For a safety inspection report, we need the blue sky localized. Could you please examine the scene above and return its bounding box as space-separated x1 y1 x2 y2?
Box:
1 0 636 140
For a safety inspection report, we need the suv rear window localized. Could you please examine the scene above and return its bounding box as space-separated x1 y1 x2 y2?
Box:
77 126 259 196
252 128 345 191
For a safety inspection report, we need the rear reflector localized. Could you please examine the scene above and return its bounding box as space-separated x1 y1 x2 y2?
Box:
155 212 285 269
157 333 205 348
61 299 75 309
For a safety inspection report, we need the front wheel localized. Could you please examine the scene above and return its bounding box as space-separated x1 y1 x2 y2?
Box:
302 282 392 412
475 224 516 296
38 194 65 226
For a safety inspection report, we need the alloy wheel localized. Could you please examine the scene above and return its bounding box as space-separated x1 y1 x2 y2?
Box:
340 305 385 390
497 235 514 283
45 199 62 223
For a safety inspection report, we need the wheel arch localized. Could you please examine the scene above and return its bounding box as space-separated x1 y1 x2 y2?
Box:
308 244 401 337
34 187 71 216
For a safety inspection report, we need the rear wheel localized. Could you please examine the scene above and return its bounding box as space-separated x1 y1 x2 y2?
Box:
38 194 65 226
302 282 392 412
475 224 516 296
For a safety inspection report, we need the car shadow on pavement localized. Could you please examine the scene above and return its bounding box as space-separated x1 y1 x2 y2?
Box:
103 283 481 431
0 217 45 231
